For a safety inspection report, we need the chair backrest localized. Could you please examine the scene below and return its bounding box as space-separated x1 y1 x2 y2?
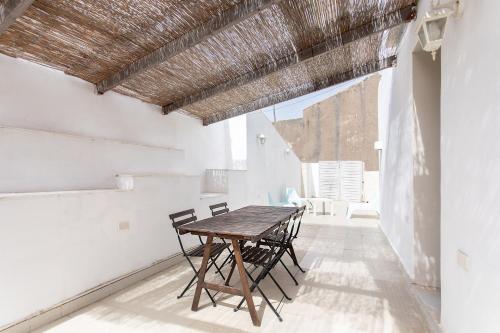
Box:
285 187 301 205
268 215 293 252
291 205 306 239
209 202 229 217
169 209 197 232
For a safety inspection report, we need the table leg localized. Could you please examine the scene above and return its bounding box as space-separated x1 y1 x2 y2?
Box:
231 239 261 327
192 235 213 311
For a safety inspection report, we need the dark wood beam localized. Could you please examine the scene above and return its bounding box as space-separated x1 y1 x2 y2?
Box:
96 0 278 94
0 0 34 34
202 55 397 125
163 3 416 115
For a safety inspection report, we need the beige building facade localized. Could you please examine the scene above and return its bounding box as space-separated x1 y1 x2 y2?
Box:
273 74 380 171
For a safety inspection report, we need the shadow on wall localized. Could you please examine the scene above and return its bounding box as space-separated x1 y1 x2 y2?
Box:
412 49 441 289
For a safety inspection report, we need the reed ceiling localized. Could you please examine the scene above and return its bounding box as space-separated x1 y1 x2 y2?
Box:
0 0 417 125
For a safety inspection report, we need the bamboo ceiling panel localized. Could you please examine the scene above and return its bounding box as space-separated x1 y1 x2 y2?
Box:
0 0 416 124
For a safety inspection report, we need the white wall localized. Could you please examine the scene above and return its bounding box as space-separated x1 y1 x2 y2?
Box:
0 54 301 327
246 112 302 204
379 57 415 276
379 1 500 332
0 54 228 192
412 49 441 288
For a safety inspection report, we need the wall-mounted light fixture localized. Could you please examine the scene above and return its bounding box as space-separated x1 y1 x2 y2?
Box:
417 0 463 61
257 133 266 145
285 142 292 154
374 141 383 151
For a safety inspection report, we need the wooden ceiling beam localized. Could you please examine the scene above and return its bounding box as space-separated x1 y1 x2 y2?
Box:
163 3 416 115
96 0 279 94
0 0 34 34
202 55 397 125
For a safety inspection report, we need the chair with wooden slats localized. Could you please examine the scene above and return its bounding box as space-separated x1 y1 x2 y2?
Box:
260 205 307 282
232 213 300 321
169 208 230 306
208 202 229 216
208 202 235 271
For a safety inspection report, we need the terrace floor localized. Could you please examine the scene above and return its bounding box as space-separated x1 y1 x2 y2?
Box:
35 203 430 333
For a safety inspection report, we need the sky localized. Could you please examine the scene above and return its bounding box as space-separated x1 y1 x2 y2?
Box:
261 74 371 122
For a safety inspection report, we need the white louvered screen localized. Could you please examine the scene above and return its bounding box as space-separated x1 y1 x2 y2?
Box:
340 161 364 203
316 160 364 202
319 161 341 200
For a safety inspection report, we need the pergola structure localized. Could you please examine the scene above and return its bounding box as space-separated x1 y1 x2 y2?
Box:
0 0 416 125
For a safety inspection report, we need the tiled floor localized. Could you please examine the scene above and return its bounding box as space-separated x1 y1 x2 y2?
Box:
35 207 430 333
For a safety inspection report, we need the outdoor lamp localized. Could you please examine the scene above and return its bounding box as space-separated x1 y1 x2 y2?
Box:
417 0 463 61
257 133 266 145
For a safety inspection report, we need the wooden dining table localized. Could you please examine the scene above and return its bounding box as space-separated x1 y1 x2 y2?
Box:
178 205 298 327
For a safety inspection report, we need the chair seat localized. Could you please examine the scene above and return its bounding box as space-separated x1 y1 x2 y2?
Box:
186 243 229 257
240 245 274 266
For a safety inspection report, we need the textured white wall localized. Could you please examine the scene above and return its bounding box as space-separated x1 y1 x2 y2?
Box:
379 1 500 332
0 54 228 192
0 55 301 327
440 2 500 332
246 112 302 205
378 26 416 277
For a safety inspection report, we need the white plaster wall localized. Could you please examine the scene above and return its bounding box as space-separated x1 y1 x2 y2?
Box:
379 1 500 332
378 32 415 277
0 54 228 192
246 112 302 204
440 2 500 332
412 49 441 288
0 53 301 327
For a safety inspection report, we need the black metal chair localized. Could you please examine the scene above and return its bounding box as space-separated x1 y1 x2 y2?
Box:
209 202 229 216
169 208 230 306
260 205 307 286
233 212 299 321
208 202 235 271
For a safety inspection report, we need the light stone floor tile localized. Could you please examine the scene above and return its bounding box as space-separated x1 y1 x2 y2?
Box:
34 210 430 333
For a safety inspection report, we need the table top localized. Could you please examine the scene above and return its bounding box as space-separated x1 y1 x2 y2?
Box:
178 205 298 242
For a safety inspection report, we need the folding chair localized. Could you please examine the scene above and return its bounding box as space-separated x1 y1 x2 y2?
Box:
208 202 234 272
233 212 299 321
169 209 231 306
209 202 229 216
260 205 307 282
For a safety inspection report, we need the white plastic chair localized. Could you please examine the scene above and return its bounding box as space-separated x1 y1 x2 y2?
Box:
285 187 305 207
346 192 380 218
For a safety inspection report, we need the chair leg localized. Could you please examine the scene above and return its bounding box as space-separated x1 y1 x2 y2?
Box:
268 272 291 300
177 273 197 299
235 267 267 310
211 257 226 281
288 245 306 273
182 257 217 307
225 260 237 286
254 283 283 322
235 268 283 321
280 259 299 286
218 249 234 271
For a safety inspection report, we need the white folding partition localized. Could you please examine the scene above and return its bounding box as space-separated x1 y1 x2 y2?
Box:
316 160 364 202
319 161 341 200
339 161 364 203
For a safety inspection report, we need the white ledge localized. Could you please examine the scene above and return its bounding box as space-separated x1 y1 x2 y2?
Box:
205 168 248 172
0 188 128 200
117 173 199 178
200 192 226 199
0 125 183 152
